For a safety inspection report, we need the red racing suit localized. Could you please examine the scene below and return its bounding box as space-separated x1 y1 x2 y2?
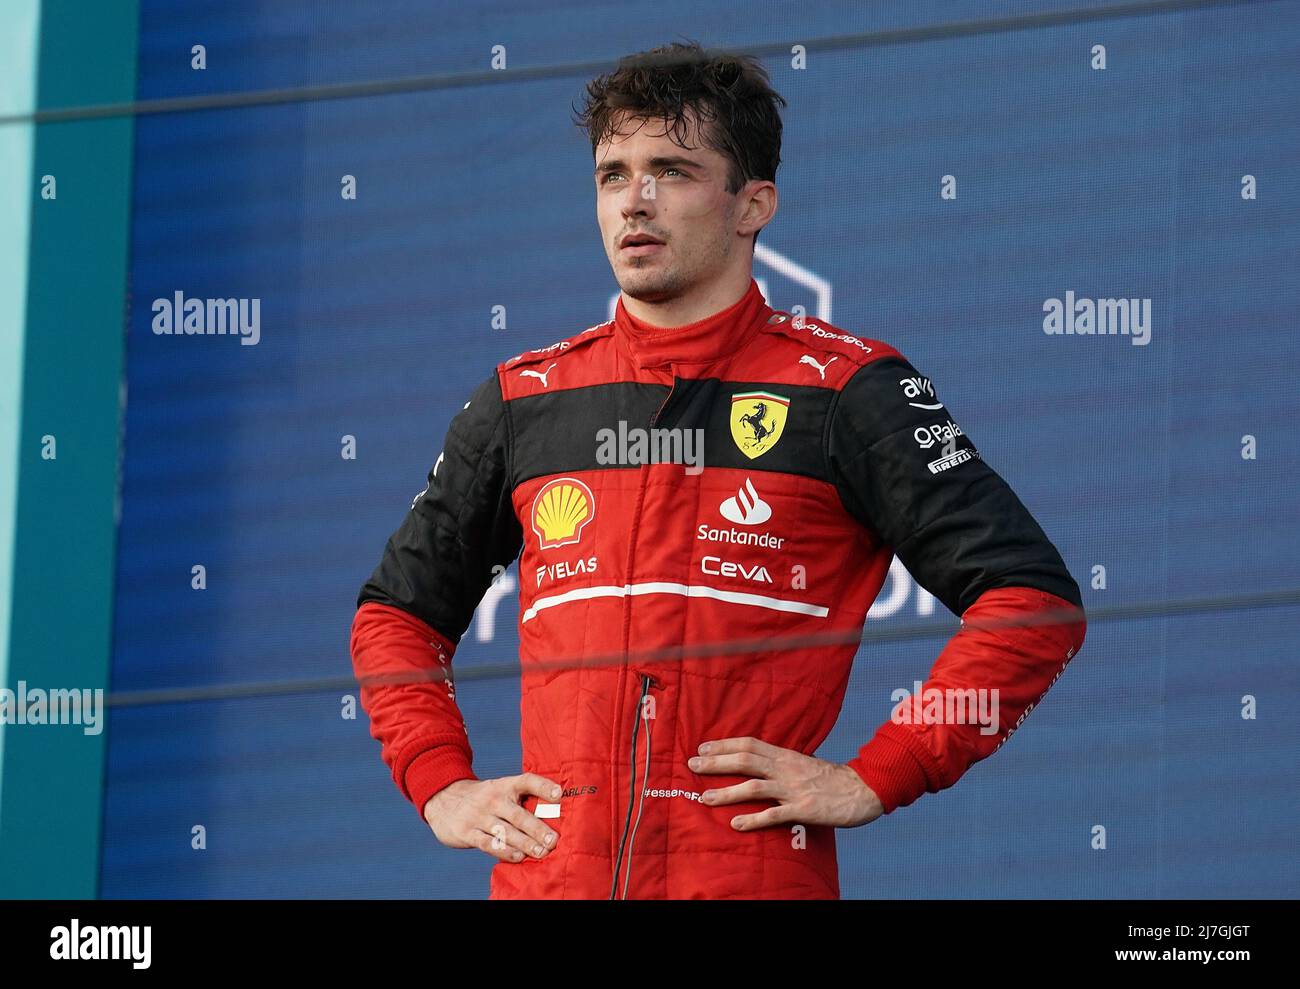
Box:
351 277 1086 899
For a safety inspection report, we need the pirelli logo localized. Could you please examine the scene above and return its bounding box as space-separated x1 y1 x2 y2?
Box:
927 448 976 474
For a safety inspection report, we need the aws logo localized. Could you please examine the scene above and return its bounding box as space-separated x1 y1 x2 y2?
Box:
531 477 596 550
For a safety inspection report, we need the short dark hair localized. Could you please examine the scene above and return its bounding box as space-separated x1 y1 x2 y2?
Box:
573 40 787 247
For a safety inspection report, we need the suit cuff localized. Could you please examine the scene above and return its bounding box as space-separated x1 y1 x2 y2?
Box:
404 746 479 818
845 720 936 815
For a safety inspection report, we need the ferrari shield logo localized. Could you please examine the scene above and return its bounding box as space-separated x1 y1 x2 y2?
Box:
730 391 789 459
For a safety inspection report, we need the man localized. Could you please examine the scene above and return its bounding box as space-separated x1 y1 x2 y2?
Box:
351 41 1086 899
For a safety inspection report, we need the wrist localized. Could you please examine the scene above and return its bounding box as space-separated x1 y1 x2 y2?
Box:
403 745 478 818
840 763 884 824
422 778 476 824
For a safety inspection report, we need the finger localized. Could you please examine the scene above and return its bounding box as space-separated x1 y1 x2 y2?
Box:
496 799 560 856
728 804 796 831
476 821 543 863
514 773 563 802
696 736 777 757
473 828 528 863
700 778 775 806
688 751 773 778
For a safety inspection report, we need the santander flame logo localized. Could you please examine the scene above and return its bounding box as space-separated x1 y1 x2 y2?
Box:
719 478 772 526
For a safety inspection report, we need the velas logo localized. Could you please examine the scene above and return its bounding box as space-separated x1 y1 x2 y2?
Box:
531 478 596 550
730 392 789 460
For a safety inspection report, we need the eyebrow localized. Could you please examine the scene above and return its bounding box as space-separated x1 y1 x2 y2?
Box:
595 155 706 177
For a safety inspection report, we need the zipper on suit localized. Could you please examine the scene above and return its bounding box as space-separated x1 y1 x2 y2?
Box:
649 375 676 427
610 672 655 899
610 368 675 897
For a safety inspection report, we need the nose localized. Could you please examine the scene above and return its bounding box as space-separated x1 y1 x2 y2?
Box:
620 174 657 223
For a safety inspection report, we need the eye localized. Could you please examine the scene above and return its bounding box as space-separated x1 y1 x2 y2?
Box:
600 168 685 185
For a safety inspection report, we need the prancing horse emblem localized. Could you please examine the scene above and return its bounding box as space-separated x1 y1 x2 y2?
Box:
729 391 790 460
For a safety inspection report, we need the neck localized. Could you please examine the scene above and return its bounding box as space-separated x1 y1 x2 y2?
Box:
612 275 773 369
617 269 754 329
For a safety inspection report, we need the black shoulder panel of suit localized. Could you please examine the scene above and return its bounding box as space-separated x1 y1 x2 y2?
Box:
505 379 838 487
357 372 523 646
825 355 1082 617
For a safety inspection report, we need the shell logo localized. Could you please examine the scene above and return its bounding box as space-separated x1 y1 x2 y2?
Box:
530 477 596 550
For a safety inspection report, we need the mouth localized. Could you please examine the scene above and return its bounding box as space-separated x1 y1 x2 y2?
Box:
619 233 665 254
620 243 664 258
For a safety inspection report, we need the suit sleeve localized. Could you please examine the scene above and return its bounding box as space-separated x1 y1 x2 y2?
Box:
351 371 523 817
826 355 1087 813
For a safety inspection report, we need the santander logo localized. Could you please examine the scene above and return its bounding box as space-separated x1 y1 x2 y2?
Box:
719 478 772 526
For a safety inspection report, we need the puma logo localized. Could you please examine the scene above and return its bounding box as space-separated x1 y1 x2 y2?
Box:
798 354 837 380
520 363 557 388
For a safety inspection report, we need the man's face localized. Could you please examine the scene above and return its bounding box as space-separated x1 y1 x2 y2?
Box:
594 109 752 303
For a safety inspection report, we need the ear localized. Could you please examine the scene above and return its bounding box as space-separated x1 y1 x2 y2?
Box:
737 180 777 237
